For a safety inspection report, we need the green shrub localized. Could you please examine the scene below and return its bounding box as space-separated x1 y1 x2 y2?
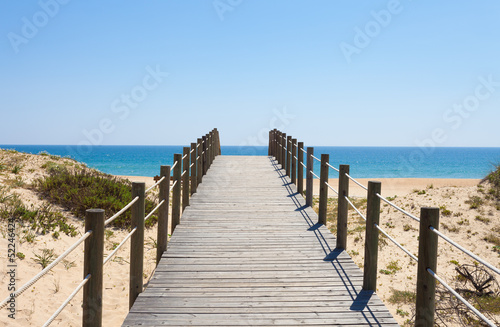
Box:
35 167 158 228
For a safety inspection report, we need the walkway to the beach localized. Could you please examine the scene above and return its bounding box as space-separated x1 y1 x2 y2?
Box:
122 156 398 326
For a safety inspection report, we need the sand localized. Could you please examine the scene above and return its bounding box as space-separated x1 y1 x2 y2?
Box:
1 150 498 326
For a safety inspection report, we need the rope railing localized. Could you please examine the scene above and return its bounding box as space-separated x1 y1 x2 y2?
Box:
427 268 497 327
376 193 420 222
0 230 92 309
430 226 500 276
9 128 222 326
42 274 91 327
103 227 137 266
169 180 177 192
324 181 339 195
374 223 418 262
345 173 368 191
310 170 320 179
145 176 166 194
326 162 340 173
144 199 165 222
344 196 366 221
268 128 500 325
104 196 139 226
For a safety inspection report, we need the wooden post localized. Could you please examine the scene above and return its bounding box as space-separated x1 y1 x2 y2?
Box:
318 154 329 225
129 182 145 309
306 147 314 206
281 133 286 171
171 154 182 232
268 130 272 156
156 165 170 266
215 128 221 155
208 132 213 167
297 142 304 195
202 135 208 175
363 181 381 291
415 207 440 326
197 138 203 186
212 129 216 161
337 165 350 250
276 131 282 166
273 129 278 158
291 138 297 185
82 209 104 327
286 136 292 177
190 143 197 195
182 147 190 211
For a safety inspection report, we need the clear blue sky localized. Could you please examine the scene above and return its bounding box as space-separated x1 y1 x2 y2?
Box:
1 1 499 147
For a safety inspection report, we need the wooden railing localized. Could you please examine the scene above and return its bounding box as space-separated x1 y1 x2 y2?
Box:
269 128 499 327
0 128 221 327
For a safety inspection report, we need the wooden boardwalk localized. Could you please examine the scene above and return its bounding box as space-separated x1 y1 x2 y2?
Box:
123 156 398 326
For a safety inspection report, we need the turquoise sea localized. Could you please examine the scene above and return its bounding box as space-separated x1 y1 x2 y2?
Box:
1 145 500 179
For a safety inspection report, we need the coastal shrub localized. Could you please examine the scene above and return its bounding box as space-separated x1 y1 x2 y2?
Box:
35 167 158 228
388 289 416 304
0 194 78 238
485 164 500 200
466 195 484 209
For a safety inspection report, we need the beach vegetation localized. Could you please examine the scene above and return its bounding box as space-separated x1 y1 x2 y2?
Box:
475 215 490 224
484 234 500 248
62 259 76 270
396 309 409 317
0 194 78 241
441 223 459 233
34 166 159 228
439 205 452 217
16 252 25 260
466 195 484 209
11 164 23 174
32 248 57 269
388 288 416 304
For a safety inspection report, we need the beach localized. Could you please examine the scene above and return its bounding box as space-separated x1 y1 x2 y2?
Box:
0 150 498 326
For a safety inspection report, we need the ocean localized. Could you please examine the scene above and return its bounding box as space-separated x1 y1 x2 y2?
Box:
1 145 499 179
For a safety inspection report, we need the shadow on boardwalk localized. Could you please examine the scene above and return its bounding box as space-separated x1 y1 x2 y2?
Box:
123 156 398 326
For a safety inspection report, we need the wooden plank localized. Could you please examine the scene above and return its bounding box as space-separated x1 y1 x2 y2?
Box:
122 156 397 326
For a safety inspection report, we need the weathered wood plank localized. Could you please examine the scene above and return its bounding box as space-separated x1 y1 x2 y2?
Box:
122 156 397 326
